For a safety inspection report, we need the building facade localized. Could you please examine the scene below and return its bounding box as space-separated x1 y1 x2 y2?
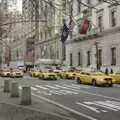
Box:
34 0 64 69
22 0 39 70
9 13 26 69
64 0 120 72
22 0 65 70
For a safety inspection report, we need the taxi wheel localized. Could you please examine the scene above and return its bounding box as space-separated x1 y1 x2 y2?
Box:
60 75 63 79
42 75 44 80
77 78 81 84
109 83 113 87
92 79 96 86
107 81 113 87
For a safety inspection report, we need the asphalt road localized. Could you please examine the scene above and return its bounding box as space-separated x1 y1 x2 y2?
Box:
2 75 120 120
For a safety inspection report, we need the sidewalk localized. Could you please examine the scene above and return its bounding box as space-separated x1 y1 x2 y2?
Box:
0 80 74 120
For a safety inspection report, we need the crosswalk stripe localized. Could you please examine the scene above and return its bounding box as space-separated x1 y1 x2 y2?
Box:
94 101 119 111
63 85 81 90
31 87 37 91
76 102 100 113
84 102 118 111
106 101 120 107
35 85 49 90
97 101 120 110
55 85 79 92
59 89 78 95
45 85 59 90
70 84 90 88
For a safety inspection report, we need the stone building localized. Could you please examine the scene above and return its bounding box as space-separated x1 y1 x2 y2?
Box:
34 0 64 69
22 0 65 70
9 13 26 69
22 0 39 70
64 0 120 72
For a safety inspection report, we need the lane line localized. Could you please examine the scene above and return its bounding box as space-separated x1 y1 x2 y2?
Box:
32 93 97 120
76 102 100 113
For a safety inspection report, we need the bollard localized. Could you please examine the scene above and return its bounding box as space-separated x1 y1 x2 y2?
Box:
4 79 10 92
21 86 31 105
10 82 19 97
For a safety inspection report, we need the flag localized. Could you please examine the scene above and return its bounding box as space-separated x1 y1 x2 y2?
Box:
69 18 75 38
87 21 98 35
61 23 69 43
80 19 90 34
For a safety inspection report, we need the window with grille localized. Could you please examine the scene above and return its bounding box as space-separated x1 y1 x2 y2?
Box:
111 47 116 65
87 51 91 66
70 53 73 66
98 49 102 66
78 52 81 66
111 10 116 27
98 15 103 32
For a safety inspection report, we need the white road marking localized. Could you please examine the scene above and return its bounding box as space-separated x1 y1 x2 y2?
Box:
70 84 90 88
84 102 118 111
31 87 37 91
76 102 100 113
55 85 78 91
94 101 118 111
78 90 120 101
37 91 52 95
50 90 61 95
59 90 78 95
63 85 81 90
106 101 120 107
96 101 120 110
32 93 97 120
35 85 49 90
45 85 59 90
101 110 107 112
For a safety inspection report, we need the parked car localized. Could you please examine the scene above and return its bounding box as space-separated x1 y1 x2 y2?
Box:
10 69 23 78
1 69 11 77
76 72 113 87
29 69 41 77
38 69 57 80
109 72 120 84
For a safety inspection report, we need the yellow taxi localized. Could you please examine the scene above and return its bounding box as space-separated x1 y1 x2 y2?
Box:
109 72 120 84
0 69 3 77
29 69 41 77
1 69 11 77
76 72 113 87
38 69 57 80
58 70 66 79
62 71 77 79
10 69 23 78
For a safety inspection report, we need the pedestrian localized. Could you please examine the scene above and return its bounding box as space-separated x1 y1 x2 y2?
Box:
105 68 109 75
110 68 113 74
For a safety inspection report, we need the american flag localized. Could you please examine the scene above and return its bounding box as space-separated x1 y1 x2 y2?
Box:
69 17 75 38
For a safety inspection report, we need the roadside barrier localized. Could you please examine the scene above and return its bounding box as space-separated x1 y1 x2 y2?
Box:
4 79 11 92
10 82 19 97
21 86 31 105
